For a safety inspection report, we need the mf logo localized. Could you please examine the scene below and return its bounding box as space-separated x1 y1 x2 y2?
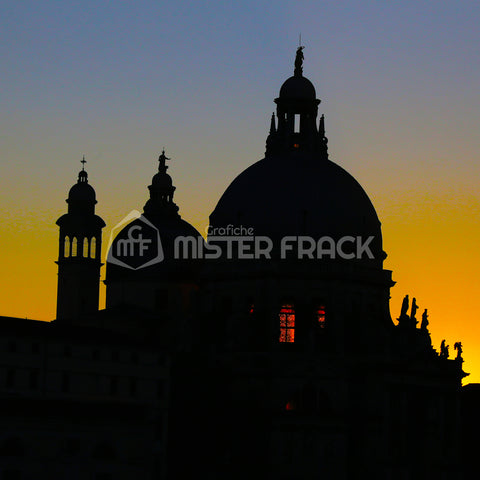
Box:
107 210 164 270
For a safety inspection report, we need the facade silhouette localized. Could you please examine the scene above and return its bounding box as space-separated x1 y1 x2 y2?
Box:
0 49 477 479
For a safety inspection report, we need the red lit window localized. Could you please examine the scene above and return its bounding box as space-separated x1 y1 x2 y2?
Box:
316 305 326 328
285 400 296 411
279 304 295 343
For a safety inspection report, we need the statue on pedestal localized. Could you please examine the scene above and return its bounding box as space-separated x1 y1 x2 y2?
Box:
420 309 429 331
454 342 463 361
410 297 418 325
294 46 305 76
440 339 449 359
400 295 409 317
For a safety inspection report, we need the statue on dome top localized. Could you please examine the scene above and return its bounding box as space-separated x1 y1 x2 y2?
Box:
158 149 171 171
294 46 305 76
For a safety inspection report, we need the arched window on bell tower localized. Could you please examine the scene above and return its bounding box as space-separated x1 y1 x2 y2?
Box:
90 237 96 259
71 237 78 257
64 236 70 257
83 237 89 258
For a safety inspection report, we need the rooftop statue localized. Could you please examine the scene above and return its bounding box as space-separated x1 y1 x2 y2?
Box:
440 339 449 359
420 309 429 331
294 46 305 76
454 341 463 360
410 297 418 323
400 294 409 318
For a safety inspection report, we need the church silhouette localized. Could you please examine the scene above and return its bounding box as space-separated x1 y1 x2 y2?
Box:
0 49 477 480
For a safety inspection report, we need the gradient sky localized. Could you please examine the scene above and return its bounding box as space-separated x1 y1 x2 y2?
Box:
1 1 479 381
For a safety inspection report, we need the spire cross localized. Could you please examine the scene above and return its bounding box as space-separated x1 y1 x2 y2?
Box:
81 155 87 171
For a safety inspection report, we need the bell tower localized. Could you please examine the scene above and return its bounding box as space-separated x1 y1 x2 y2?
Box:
56 159 106 321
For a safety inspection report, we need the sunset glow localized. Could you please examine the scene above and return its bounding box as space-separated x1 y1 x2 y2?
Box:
1 1 480 382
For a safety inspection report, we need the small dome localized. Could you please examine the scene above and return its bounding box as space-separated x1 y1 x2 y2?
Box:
279 75 316 100
57 167 103 226
106 215 203 281
68 181 96 203
151 172 173 188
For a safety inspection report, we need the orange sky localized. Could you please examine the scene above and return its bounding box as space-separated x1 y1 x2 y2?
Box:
1 1 479 383
1 171 479 383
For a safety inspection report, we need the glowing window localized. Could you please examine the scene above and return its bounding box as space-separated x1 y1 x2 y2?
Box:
90 237 96 259
83 238 89 257
279 304 295 343
64 236 70 257
316 305 326 328
285 400 296 411
71 238 78 257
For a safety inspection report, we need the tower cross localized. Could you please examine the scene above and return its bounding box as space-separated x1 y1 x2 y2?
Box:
81 155 87 170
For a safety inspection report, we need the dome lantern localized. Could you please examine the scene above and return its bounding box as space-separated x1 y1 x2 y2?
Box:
143 150 179 220
266 47 328 158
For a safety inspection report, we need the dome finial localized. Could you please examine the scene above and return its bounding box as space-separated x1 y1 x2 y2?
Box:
294 45 305 77
78 155 88 183
158 149 171 173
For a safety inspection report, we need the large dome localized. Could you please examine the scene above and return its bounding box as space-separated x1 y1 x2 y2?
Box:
209 152 383 263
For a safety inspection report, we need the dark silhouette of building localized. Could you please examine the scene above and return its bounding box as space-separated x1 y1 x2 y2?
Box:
0 49 476 479
56 160 105 320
